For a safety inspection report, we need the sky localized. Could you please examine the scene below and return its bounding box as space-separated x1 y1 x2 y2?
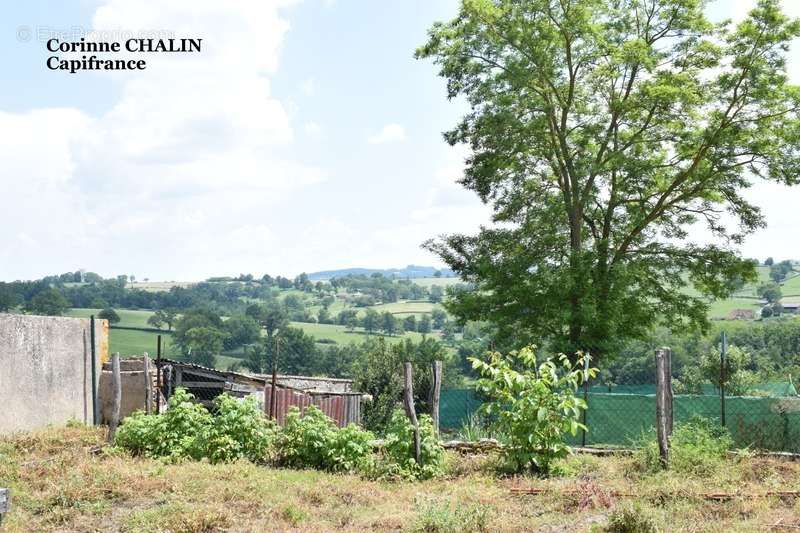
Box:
0 0 798 282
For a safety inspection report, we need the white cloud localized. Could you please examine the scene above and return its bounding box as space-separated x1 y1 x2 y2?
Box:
368 123 407 144
304 121 324 140
0 0 326 281
300 78 315 96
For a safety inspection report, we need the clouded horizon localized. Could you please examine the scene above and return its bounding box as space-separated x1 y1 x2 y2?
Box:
1 0 799 282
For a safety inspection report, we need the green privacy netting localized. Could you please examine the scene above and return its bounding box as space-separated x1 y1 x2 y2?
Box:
439 387 800 452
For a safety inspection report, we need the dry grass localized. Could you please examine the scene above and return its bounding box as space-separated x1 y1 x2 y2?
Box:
1 426 800 532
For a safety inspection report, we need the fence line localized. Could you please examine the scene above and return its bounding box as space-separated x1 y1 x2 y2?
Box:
439 388 800 453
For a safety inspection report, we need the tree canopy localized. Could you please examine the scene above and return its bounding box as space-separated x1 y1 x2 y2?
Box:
418 0 800 358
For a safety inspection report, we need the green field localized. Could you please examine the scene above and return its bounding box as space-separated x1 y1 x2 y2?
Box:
410 276 463 288
364 300 440 316
290 321 426 345
706 297 763 320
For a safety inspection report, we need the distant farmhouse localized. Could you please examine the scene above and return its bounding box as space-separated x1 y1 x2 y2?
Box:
781 303 800 314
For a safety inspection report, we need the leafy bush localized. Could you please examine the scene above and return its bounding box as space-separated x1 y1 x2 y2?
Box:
471 347 595 475
116 388 210 460
381 410 445 480
204 394 276 464
604 502 657 533
277 406 373 473
631 417 733 476
116 388 275 463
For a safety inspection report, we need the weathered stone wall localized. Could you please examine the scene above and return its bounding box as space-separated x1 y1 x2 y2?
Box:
0 314 107 434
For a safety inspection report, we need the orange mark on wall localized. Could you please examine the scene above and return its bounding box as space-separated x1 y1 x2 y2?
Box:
99 319 110 364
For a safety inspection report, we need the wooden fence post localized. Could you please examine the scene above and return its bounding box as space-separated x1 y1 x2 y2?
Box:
143 353 152 415
108 352 122 443
655 347 673 468
430 360 442 436
403 362 421 464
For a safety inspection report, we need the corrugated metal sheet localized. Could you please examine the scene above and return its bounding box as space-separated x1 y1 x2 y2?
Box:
265 385 361 427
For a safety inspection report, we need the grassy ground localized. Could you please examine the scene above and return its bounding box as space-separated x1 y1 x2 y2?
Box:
290 321 426 345
2 425 800 532
706 297 763 320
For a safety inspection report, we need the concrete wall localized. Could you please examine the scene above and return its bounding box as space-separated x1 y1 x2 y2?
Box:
98 357 158 422
0 314 107 434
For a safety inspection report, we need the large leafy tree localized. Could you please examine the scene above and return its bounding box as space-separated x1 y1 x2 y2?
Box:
417 0 800 358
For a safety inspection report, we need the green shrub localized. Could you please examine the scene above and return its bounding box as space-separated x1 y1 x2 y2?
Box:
116 388 276 464
116 388 211 461
382 410 445 480
604 502 657 533
471 347 595 475
277 406 373 473
631 417 733 476
203 394 276 464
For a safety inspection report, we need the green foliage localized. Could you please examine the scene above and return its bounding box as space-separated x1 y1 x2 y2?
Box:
604 502 657 533
277 406 374 473
456 412 505 443
757 282 782 303
203 394 276 464
352 337 455 432
183 326 225 367
472 347 596 475
26 287 69 316
675 344 756 396
381 410 445 480
98 307 120 324
116 388 211 461
417 0 800 359
631 417 733 476
0 282 19 312
221 315 261 351
116 388 276 464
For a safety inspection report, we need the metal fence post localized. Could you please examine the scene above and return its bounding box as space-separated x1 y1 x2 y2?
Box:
156 335 162 413
721 331 727 428
581 355 590 447
90 315 98 425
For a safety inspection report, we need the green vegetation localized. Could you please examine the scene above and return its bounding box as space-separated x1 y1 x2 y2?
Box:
381 410 445 480
418 0 800 361
472 347 596 474
277 406 373 473
632 417 734 476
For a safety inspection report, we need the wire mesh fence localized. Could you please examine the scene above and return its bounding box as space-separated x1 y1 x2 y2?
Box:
439 388 800 452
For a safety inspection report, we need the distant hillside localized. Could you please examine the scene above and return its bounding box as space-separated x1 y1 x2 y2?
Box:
307 265 455 280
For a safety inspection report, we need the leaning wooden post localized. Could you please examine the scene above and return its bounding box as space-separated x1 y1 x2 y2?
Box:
108 352 122 443
402 362 421 464
143 353 152 415
430 360 442 436
655 347 673 468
